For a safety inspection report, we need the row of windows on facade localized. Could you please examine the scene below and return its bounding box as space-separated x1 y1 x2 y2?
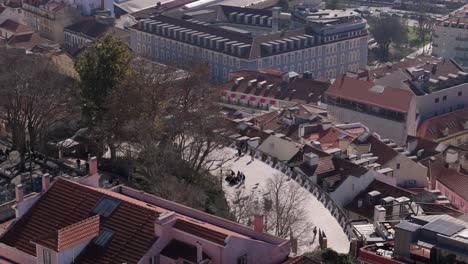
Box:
433 103 465 117
135 43 361 71
443 188 465 209
434 91 463 103
135 31 363 56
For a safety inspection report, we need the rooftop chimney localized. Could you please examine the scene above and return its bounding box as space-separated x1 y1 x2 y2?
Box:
196 241 203 263
303 152 319 167
42 173 50 192
89 156 98 175
253 214 264 232
373 205 386 225
15 184 24 203
272 7 280 32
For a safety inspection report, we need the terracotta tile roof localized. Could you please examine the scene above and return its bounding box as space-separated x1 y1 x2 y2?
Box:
352 134 399 165
437 6 468 26
7 32 57 50
0 19 32 33
174 219 228 245
308 127 358 150
220 69 331 105
416 108 468 140
345 179 415 219
0 178 159 263
34 215 100 251
437 167 468 201
325 76 413 113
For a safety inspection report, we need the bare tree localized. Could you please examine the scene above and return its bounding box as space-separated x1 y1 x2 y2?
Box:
230 173 313 240
0 49 77 168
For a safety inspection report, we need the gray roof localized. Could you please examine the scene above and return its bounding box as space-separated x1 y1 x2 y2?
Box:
422 219 465 237
395 221 422 232
257 135 301 162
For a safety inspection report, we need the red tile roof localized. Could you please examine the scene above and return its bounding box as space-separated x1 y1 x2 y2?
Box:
7 32 57 50
369 57 463 80
220 69 331 105
34 215 100 251
1 179 159 263
325 76 412 113
437 168 468 201
416 108 468 140
0 19 32 33
352 134 399 165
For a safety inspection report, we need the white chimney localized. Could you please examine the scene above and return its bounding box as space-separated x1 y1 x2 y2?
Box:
446 149 459 164
374 205 386 224
303 152 319 167
42 173 50 192
357 199 363 208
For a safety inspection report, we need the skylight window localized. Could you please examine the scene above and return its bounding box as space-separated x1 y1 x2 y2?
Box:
92 197 121 217
94 228 114 247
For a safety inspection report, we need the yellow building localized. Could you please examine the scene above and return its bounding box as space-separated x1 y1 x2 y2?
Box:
417 108 468 146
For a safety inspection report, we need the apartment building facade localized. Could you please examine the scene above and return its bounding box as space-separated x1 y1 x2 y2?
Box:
432 5 468 67
130 6 368 82
22 1 80 43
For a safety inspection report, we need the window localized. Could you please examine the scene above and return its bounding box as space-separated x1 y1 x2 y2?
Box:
435 98 439 103
443 95 447 101
396 163 400 169
458 91 462 96
461 201 465 209
237 254 247 264
43 249 51 264
445 190 449 197
149 255 159 264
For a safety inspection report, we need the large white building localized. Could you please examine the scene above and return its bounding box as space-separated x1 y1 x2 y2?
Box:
433 5 468 67
130 5 368 82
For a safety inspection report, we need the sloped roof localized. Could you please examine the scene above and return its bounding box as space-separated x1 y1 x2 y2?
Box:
325 76 412 113
417 108 468 140
352 134 399 165
257 135 301 162
437 167 468 201
1 178 159 263
0 19 32 33
65 20 130 40
220 69 330 105
34 215 100 251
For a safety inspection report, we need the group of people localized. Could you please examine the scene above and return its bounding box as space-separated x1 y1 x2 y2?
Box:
225 170 246 186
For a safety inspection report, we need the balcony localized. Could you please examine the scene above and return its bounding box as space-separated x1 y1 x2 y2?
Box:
455 46 468 51
456 37 468 42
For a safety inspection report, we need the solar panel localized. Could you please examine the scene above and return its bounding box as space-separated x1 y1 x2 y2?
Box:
395 221 422 232
94 228 114 247
422 219 465 237
92 197 121 217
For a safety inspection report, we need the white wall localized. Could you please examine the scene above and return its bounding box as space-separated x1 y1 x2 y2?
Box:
57 240 90 264
327 104 408 145
384 154 428 188
330 170 377 207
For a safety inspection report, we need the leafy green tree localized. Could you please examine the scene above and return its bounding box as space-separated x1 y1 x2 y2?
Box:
368 17 407 61
75 33 132 160
75 33 132 127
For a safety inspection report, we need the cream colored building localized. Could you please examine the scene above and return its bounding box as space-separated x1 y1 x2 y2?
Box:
22 1 80 43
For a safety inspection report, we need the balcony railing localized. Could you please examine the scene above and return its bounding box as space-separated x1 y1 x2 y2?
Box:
456 37 468 41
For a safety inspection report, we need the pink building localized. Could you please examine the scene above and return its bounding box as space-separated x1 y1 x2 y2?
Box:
436 172 468 213
0 158 290 264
